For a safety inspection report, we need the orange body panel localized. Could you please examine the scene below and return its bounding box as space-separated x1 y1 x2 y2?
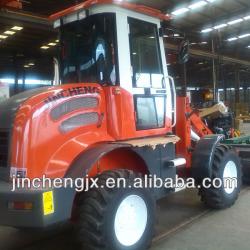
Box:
103 86 172 140
10 84 172 180
175 97 192 169
0 0 22 9
49 0 171 22
88 148 149 178
188 109 213 137
175 97 213 169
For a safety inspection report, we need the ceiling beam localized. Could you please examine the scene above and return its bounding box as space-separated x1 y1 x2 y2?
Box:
0 8 52 30
166 42 250 66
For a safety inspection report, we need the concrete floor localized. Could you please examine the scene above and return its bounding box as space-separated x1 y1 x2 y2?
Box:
153 188 250 250
0 188 250 250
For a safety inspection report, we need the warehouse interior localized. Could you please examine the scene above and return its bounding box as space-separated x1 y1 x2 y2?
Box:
1 0 250 105
0 0 250 250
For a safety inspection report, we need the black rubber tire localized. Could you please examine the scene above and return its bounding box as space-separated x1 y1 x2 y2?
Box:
77 169 156 250
199 144 242 209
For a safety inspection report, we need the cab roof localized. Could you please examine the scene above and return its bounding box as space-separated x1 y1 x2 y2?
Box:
50 0 171 21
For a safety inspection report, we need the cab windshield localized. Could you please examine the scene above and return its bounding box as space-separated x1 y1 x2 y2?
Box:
60 13 118 85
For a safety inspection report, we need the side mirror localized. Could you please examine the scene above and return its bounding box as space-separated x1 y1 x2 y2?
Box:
159 23 189 64
178 40 190 64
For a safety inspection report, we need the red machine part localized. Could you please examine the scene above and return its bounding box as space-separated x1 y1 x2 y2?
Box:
187 106 213 138
0 0 22 9
175 97 213 169
175 97 192 169
50 0 171 21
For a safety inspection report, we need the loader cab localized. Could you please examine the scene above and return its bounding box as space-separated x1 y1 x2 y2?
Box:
58 13 119 85
52 2 175 139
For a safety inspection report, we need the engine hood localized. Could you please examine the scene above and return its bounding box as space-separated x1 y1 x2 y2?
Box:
0 87 51 181
0 87 51 130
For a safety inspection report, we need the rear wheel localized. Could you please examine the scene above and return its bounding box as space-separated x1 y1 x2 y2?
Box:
77 169 155 250
200 145 242 209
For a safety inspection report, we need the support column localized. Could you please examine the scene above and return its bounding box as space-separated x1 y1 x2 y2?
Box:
223 79 227 101
235 67 240 104
243 82 247 103
14 69 19 94
212 39 217 102
22 70 26 91
14 56 19 94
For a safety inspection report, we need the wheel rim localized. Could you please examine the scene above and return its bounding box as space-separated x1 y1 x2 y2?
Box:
223 161 238 194
114 195 148 247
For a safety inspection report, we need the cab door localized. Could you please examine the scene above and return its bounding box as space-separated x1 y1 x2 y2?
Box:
128 17 171 131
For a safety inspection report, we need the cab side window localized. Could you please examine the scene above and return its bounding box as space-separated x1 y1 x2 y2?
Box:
135 96 165 130
128 18 164 89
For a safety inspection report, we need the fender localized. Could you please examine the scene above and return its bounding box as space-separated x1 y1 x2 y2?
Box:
65 143 131 178
191 134 225 183
65 141 176 200
65 140 176 180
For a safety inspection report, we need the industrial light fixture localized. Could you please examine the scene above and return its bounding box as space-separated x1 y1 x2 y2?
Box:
11 26 23 31
190 41 207 45
189 1 207 10
171 7 189 16
171 0 217 16
244 15 250 20
227 37 238 42
41 38 59 50
48 42 57 46
201 13 250 33
201 28 213 33
204 23 228 31
23 63 35 68
227 18 243 25
247 45 250 48
227 33 250 42
213 23 227 29
0 35 8 39
0 26 23 43
4 30 15 35
41 46 49 50
238 33 250 39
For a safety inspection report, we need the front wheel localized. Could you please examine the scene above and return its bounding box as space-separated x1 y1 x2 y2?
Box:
200 145 242 209
77 170 155 250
